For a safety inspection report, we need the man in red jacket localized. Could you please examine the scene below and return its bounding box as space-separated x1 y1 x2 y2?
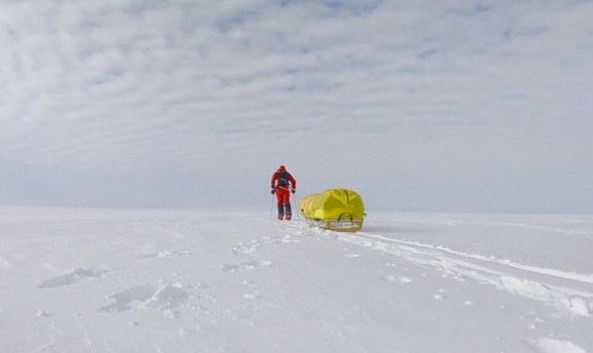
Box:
271 165 297 220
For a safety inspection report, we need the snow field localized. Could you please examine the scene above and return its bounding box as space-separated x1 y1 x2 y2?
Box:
0 208 592 352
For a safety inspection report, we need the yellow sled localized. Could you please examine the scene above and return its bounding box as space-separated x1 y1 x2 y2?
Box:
299 189 365 232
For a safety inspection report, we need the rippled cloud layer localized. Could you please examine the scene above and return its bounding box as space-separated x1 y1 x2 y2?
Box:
1 0 592 212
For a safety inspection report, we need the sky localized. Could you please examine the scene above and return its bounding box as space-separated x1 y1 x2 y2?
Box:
1 0 592 213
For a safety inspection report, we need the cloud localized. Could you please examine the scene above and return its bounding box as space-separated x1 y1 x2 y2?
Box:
0 0 592 212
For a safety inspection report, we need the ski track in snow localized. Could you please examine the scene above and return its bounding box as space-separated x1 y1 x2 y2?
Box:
528 338 588 353
359 232 593 286
493 221 593 237
328 227 593 317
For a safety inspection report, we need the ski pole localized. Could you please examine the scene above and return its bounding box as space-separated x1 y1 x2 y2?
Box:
291 188 298 220
270 193 275 219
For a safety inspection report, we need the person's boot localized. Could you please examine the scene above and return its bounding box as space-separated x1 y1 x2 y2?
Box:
284 203 292 221
277 204 284 220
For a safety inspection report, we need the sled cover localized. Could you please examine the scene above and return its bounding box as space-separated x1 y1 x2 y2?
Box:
299 189 365 232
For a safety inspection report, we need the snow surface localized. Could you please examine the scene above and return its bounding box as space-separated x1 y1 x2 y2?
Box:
1 208 592 353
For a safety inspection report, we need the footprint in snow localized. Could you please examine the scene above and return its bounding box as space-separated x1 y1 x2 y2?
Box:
99 284 156 313
243 293 260 300
36 310 50 318
99 283 189 315
281 234 298 243
433 289 448 300
220 260 273 273
136 251 192 259
38 268 107 288
232 240 262 255
384 275 412 284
